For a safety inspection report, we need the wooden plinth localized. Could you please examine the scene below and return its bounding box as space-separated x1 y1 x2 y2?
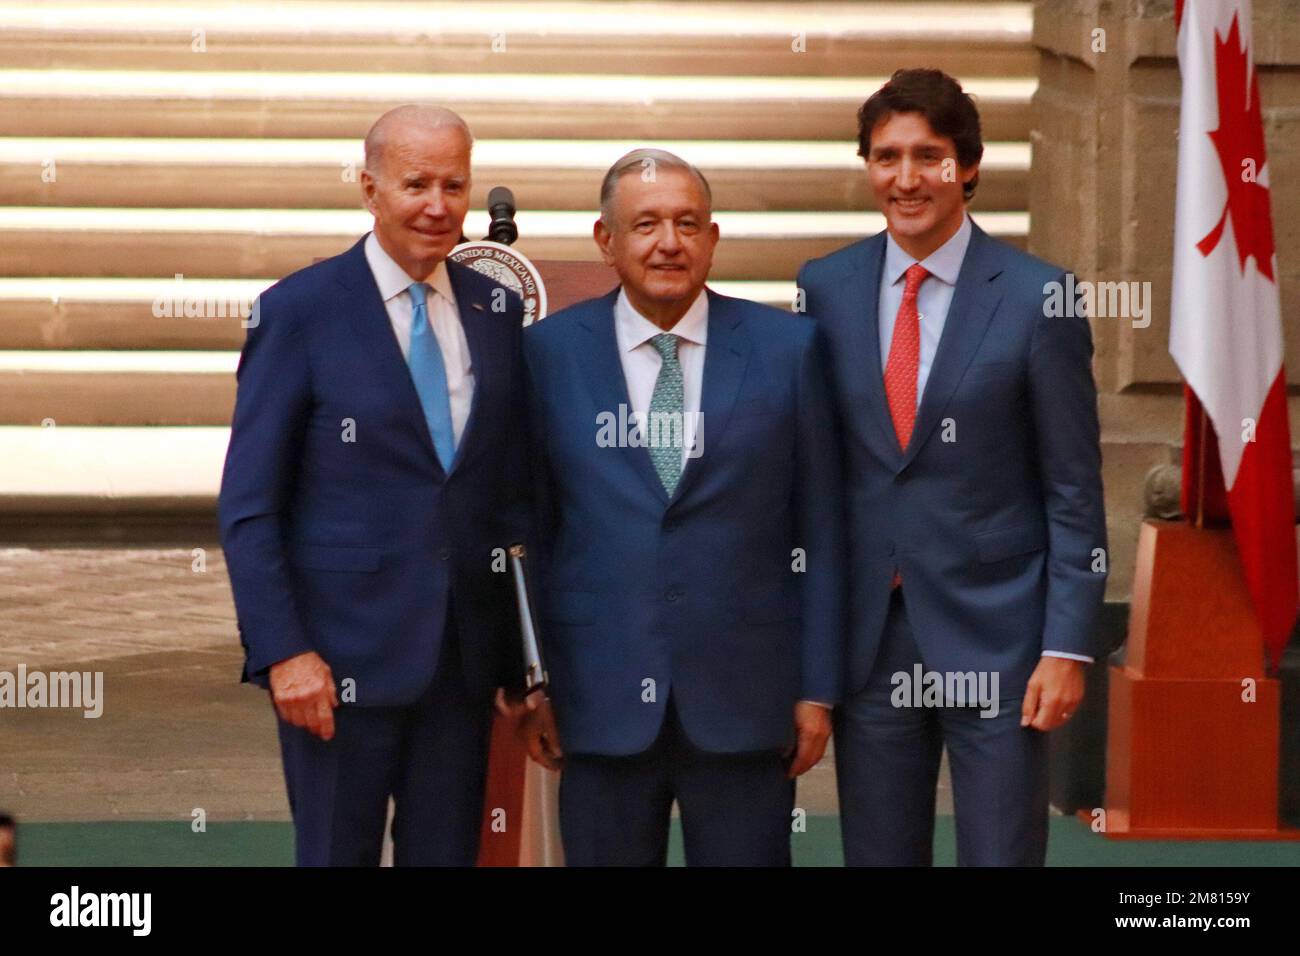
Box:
476 712 527 866
1099 520 1298 839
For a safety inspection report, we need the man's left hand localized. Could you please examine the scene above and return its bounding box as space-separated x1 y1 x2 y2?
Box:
785 701 832 779
1021 657 1086 732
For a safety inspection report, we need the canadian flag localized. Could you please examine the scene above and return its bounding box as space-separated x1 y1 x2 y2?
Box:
1171 0 1297 668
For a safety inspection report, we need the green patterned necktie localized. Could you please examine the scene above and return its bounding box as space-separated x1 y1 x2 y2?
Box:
647 332 684 495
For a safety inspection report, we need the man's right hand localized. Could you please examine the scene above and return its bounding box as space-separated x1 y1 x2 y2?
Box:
270 651 338 741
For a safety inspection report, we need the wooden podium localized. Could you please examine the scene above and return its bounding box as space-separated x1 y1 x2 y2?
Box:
475 258 617 867
1097 520 1300 838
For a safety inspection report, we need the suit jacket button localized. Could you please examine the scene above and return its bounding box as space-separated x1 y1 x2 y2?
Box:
886 540 896 556
666 586 682 602
439 548 451 561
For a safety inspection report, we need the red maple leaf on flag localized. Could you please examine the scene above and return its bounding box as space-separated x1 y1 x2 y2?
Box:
1196 13 1276 281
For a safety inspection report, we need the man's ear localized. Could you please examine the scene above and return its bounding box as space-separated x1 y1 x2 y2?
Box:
593 217 617 266
360 168 378 216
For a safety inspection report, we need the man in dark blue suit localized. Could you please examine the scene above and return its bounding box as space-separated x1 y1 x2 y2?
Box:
519 149 845 866
798 70 1107 866
218 106 526 866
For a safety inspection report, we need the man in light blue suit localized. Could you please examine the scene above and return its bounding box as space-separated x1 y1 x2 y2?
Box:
520 149 845 866
798 70 1108 866
219 106 526 865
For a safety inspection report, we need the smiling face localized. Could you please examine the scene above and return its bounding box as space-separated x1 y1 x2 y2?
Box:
865 111 977 261
594 165 719 328
361 123 470 280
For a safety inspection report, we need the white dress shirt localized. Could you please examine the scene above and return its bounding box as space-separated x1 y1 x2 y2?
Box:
364 231 475 448
878 212 971 404
614 286 708 466
878 215 1091 665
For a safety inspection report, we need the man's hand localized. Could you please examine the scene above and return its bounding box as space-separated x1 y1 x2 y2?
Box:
493 686 548 720
516 696 564 772
785 701 832 779
1021 656 1086 732
495 687 526 720
270 651 338 741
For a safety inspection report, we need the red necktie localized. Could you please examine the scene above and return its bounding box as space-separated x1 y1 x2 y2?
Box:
884 263 928 590
883 263 929 451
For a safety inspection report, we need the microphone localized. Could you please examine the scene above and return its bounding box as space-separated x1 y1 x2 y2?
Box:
485 186 518 245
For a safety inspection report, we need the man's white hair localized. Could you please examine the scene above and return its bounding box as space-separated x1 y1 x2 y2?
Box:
598 148 712 223
364 104 473 176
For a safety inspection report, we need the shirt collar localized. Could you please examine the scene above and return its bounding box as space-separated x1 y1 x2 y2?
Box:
883 212 972 289
364 231 455 306
614 286 709 353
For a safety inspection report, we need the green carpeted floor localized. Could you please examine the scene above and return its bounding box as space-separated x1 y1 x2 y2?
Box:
14 816 1300 866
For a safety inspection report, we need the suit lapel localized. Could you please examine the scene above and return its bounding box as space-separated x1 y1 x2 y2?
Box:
577 289 671 505
846 234 901 457
335 238 442 469
445 262 493 477
897 223 1003 472
670 289 750 505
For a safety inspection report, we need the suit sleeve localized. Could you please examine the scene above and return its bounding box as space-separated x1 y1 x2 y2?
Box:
491 328 563 696
494 300 533 693
1028 271 1108 659
519 332 558 571
217 290 315 682
795 323 847 704
499 299 531 546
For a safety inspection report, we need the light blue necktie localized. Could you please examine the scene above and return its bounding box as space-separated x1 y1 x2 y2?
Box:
406 281 457 470
647 332 684 495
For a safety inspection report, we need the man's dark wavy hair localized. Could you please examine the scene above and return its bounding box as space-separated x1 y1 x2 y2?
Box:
856 68 984 200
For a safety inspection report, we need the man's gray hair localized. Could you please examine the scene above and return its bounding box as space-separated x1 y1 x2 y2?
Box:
598 148 713 222
364 104 473 177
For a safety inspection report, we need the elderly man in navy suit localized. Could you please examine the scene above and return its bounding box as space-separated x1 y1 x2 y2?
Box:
519 149 845 866
798 70 1107 866
219 105 526 866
